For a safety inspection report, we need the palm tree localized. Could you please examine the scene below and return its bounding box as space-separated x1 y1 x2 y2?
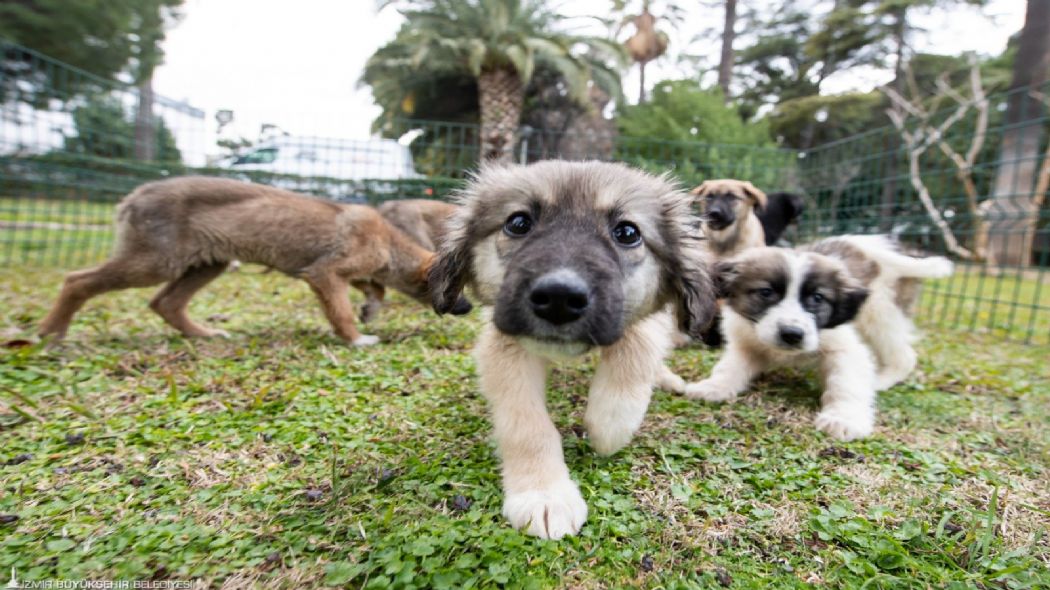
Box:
369 0 624 161
620 1 669 103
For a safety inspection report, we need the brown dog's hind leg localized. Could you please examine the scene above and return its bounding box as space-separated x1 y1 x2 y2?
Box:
39 258 167 339
352 280 386 324
307 274 378 346
149 263 230 337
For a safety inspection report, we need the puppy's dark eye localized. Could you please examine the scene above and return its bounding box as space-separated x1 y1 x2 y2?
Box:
612 221 642 247
503 212 532 237
808 293 826 305
752 287 775 299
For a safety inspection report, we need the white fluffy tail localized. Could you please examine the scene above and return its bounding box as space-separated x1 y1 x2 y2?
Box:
836 235 954 280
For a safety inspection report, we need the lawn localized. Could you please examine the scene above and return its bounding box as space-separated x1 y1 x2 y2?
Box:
1 266 1048 589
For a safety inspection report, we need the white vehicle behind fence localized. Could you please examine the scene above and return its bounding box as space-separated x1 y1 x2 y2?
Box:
221 136 424 202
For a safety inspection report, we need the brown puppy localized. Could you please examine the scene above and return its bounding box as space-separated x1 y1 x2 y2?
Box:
687 179 770 347
354 199 460 322
377 198 459 251
691 179 768 258
38 177 471 344
429 161 717 539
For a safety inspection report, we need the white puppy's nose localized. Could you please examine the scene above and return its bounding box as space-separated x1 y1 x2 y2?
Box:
778 324 805 347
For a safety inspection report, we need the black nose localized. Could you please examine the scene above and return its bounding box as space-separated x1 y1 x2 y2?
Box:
529 272 590 325
778 325 805 347
706 209 734 227
449 295 473 315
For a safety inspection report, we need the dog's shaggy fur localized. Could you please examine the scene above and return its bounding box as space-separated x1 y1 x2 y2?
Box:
685 235 952 440
38 177 470 344
429 161 717 539
353 199 461 323
692 179 768 258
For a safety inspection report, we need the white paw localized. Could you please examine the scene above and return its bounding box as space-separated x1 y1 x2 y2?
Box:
814 409 873 441
874 371 906 391
684 380 738 403
352 334 380 347
191 328 230 339
503 481 588 540
655 367 686 394
585 412 641 457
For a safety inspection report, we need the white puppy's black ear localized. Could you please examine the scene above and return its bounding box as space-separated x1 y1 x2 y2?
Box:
825 286 869 329
428 218 475 315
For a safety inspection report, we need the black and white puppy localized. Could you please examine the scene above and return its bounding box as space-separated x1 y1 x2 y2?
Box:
685 235 952 440
756 192 805 246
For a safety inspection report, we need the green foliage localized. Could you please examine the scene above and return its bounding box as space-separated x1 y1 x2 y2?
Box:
770 91 886 148
0 0 183 104
61 96 181 163
363 0 624 133
618 80 773 146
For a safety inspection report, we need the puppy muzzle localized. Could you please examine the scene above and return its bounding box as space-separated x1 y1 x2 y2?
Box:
704 207 735 231
493 243 624 347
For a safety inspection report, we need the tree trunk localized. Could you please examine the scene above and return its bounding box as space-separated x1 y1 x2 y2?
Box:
638 61 647 104
134 74 156 162
717 0 737 102
478 68 525 162
987 0 1050 266
879 7 907 232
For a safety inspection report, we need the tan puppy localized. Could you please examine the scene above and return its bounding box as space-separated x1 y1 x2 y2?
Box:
692 179 768 258
354 199 460 322
429 161 717 539
38 177 471 344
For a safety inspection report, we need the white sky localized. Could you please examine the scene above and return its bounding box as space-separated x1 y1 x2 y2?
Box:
152 0 1025 158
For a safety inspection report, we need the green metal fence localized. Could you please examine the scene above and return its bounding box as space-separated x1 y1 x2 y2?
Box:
1 39 1047 344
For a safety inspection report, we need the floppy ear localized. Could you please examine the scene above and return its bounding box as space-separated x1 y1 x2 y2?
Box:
741 181 768 212
674 263 718 338
690 181 712 199
427 217 475 315
825 285 869 329
712 259 738 299
663 242 718 337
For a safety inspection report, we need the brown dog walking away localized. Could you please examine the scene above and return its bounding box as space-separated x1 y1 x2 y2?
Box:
377 198 459 251
353 198 460 323
38 177 471 344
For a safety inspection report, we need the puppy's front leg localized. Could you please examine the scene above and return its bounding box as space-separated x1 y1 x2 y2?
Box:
585 312 673 456
475 324 587 540
684 344 762 402
814 330 877 441
305 272 378 346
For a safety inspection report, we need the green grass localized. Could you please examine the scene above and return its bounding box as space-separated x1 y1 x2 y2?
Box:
1 266 1048 589
922 263 1050 344
0 197 117 225
0 198 115 267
